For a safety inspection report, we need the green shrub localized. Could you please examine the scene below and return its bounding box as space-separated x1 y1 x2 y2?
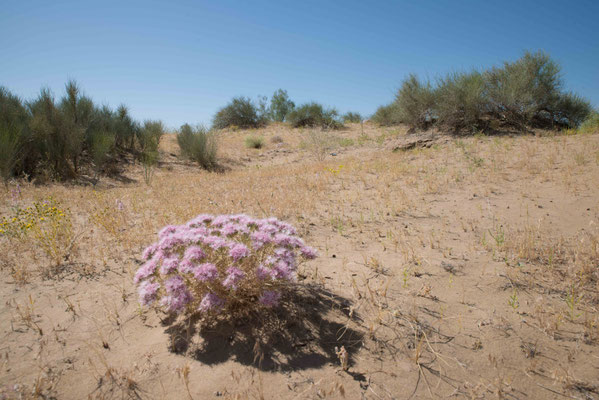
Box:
0 87 29 183
578 111 599 134
137 120 164 155
137 120 164 184
212 97 263 129
244 135 264 149
376 51 592 133
114 105 138 150
338 137 354 147
0 82 162 182
485 51 561 129
371 103 402 126
395 74 436 130
269 89 295 122
552 92 592 128
177 124 218 169
342 112 362 123
90 131 115 180
286 102 342 129
27 88 77 178
434 71 487 132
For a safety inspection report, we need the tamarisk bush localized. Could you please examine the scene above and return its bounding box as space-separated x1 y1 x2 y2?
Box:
134 214 317 321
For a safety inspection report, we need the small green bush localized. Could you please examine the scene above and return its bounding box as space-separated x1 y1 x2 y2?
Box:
434 71 486 132
395 74 436 130
177 124 218 169
0 87 29 184
578 111 599 134
244 135 265 149
90 131 115 180
137 120 164 156
0 81 160 182
212 97 263 130
269 89 295 122
137 120 164 185
552 92 592 128
287 102 342 129
375 51 592 133
371 103 402 126
342 112 362 123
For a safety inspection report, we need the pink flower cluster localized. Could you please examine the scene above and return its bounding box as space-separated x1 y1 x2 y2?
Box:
134 214 317 316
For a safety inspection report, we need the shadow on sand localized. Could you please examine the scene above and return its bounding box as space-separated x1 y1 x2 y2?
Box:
164 284 363 371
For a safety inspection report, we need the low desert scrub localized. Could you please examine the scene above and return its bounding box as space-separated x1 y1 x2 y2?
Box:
268 89 295 122
137 120 164 185
244 135 265 149
134 214 317 326
212 97 265 130
0 197 76 272
577 111 599 135
299 129 336 161
0 81 158 182
177 123 218 169
342 112 362 123
89 193 129 247
270 135 284 144
374 51 592 133
371 102 402 126
287 102 342 129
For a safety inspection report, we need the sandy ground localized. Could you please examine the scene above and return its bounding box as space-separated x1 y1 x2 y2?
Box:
1 123 598 399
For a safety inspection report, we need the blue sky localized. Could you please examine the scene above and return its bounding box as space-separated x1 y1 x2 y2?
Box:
1 0 598 129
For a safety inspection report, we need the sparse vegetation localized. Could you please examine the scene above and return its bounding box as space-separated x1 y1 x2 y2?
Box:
342 112 362 123
177 124 218 169
286 102 342 129
579 110 599 134
371 102 402 126
212 97 264 130
269 89 295 122
374 51 592 133
244 134 265 149
0 81 160 182
1 54 599 400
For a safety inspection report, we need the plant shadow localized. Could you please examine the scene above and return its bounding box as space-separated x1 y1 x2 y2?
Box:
164 283 363 372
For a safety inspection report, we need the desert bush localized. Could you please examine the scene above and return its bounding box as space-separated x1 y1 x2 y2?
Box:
0 87 29 183
485 51 591 129
485 51 559 129
244 135 264 149
212 97 263 130
136 120 163 155
0 82 161 182
371 103 402 126
552 92 592 128
394 74 436 130
58 81 92 172
300 129 335 161
0 198 75 269
287 102 342 129
134 214 317 323
271 135 284 144
269 89 295 122
578 111 599 134
27 89 66 177
342 112 362 123
114 105 138 150
137 120 164 185
376 51 592 133
177 124 218 169
90 131 115 180
434 70 487 132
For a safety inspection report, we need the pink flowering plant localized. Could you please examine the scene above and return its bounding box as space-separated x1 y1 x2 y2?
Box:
134 214 317 320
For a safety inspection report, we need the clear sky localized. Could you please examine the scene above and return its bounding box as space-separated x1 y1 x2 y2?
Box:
1 0 598 129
